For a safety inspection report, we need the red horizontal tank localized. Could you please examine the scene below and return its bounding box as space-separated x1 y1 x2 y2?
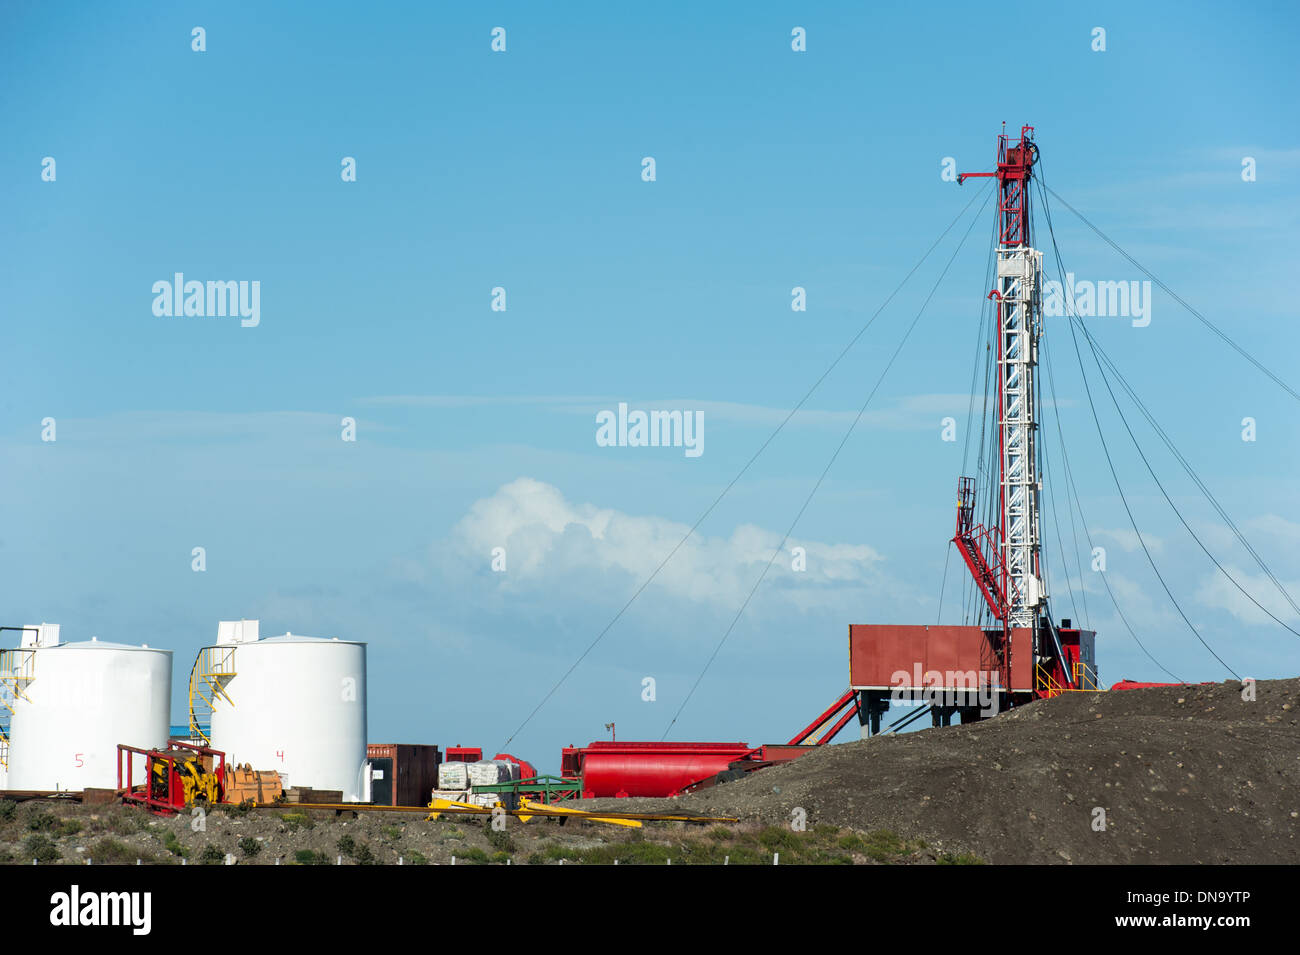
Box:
573 741 755 798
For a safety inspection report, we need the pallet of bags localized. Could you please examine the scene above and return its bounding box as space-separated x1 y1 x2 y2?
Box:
437 761 470 790
467 759 514 787
430 788 471 803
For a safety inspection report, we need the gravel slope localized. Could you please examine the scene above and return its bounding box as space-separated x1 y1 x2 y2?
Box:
583 678 1300 864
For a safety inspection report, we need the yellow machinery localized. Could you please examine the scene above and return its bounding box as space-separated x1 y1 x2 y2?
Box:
120 741 227 814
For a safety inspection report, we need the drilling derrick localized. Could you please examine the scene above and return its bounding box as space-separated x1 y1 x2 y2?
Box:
956 125 1046 684
849 125 1096 737
989 127 1045 632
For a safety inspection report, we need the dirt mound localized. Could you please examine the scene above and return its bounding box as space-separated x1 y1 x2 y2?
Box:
590 678 1300 863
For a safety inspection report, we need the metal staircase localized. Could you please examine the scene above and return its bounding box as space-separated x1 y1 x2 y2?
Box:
187 646 237 744
0 648 36 771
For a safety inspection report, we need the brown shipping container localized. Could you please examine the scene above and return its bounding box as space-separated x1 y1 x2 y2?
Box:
367 744 441 807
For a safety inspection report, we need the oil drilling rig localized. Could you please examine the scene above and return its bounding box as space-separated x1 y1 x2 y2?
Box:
543 121 1292 797
851 125 1098 735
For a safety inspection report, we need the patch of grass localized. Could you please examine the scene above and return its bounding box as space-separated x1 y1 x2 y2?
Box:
0 799 17 823
455 846 491 864
91 837 149 865
280 811 314 832
354 843 377 865
162 830 189 858
217 801 254 817
381 825 402 841
837 833 865 851
757 826 799 850
27 811 59 832
57 819 83 837
861 829 910 862
108 812 146 836
337 834 377 864
706 826 732 841
294 849 332 865
407 850 428 865
578 841 676 865
525 842 585 865
199 845 226 865
937 852 985 865
24 833 59 863
485 827 515 854
238 836 262 857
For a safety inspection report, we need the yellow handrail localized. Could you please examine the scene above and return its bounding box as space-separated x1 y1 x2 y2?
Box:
187 646 238 743
1035 659 1100 697
0 649 37 771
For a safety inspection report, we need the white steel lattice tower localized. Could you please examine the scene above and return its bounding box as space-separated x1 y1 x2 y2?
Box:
958 125 1048 639
997 244 1046 628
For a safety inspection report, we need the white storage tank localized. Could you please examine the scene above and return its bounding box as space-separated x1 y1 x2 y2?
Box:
206 622 368 801
6 624 171 791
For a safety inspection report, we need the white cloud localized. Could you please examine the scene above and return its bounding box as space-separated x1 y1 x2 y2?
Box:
447 477 886 608
1245 514 1300 545
1195 565 1300 627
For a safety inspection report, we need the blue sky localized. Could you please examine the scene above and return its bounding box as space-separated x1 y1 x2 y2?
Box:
2 2 1298 771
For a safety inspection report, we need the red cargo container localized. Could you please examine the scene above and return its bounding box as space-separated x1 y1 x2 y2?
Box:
444 746 482 763
849 624 1034 693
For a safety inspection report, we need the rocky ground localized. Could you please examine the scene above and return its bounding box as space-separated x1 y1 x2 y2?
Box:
2 678 1295 865
0 797 941 866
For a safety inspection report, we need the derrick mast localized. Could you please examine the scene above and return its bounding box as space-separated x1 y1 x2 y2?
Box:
954 124 1047 674
849 126 1098 735
988 126 1045 631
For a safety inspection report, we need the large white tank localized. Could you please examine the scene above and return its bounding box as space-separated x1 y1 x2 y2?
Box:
7 626 171 791
207 625 368 801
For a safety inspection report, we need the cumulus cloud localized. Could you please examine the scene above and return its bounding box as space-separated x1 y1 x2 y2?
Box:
1194 565 1300 627
447 477 887 609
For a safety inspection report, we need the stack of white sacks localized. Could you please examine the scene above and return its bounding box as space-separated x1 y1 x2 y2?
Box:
433 759 522 809
437 761 470 790
467 759 519 786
